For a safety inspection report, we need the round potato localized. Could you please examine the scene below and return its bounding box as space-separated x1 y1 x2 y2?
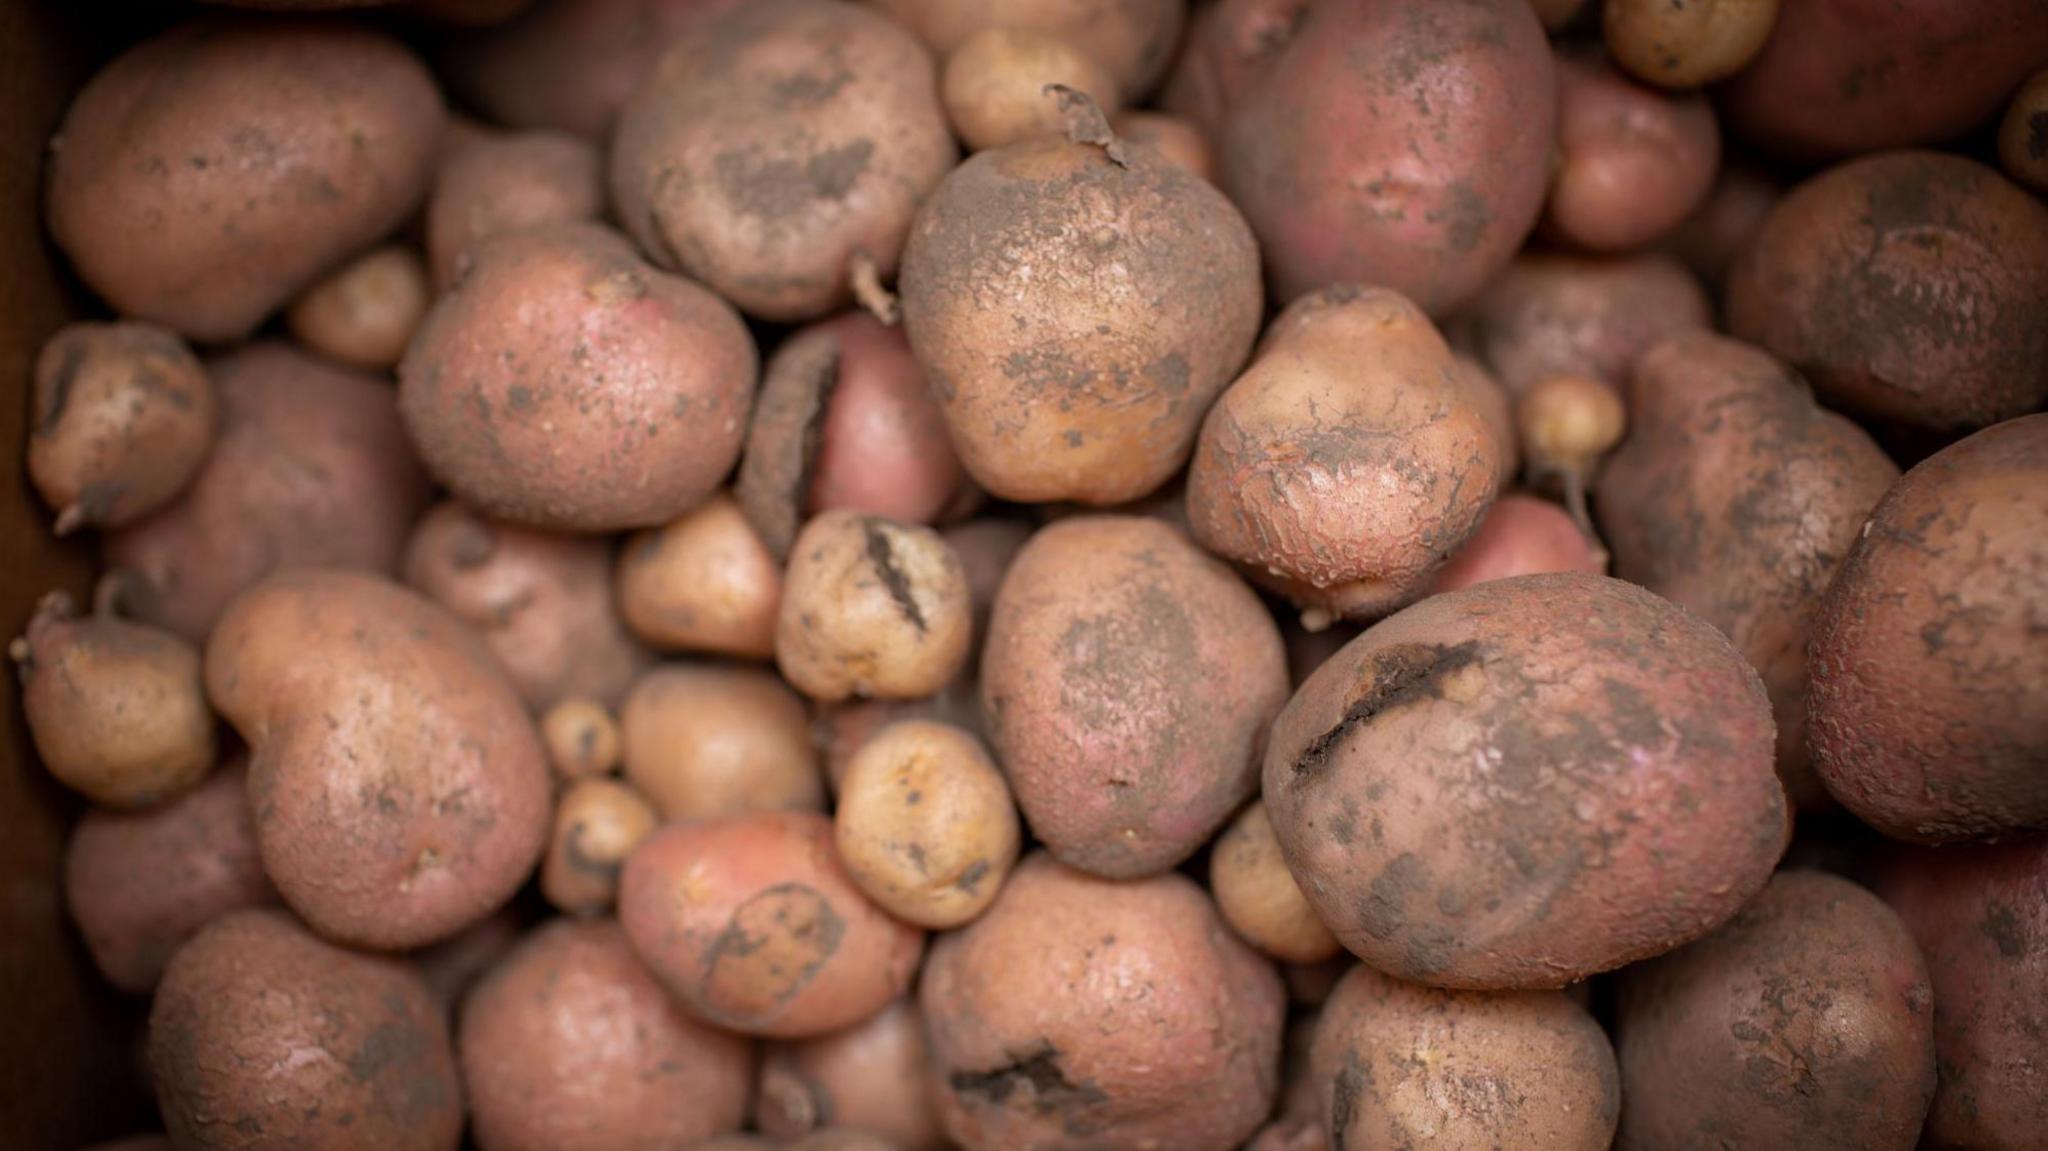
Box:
1463 252 1712 398
620 663 824 821
540 697 622 781
1429 494 1605 593
776 511 972 702
869 0 1183 98
1999 68 2048 192
425 125 603 290
286 246 430 372
942 28 1122 152
1546 49 1720 254
1209 801 1340 965
541 778 661 915
1108 110 1213 182
620 494 783 659
756 998 944 1150
812 680 983 796
1603 0 1780 88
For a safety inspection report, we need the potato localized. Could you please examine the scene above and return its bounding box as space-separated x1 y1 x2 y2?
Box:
813 678 982 795
1603 0 1780 88
618 811 925 1037
618 494 782 659
1463 251 1712 398
869 0 1183 98
461 918 754 1151
982 517 1287 878
942 28 1122 152
1808 414 2048 842
1312 966 1619 1151
898 95 1261 505
29 322 214 536
1999 68 2048 193
1596 333 1899 809
399 221 756 532
1264 572 1788 989
541 777 660 915
1616 870 1935 1150
425 125 603 290
620 663 824 820
286 246 431 372
45 18 443 343
1108 110 1213 182
1171 0 1554 313
1429 494 1604 594
922 853 1283 1151
1186 286 1506 623
1209 801 1340 965
1456 351 1521 485
1870 839 2048 1149
149 909 461 1151
205 570 551 949
1545 49 1720 254
11 592 215 809
104 342 431 643
403 500 649 708
1726 151 2048 437
540 696 622 780
1660 162 1780 290
776 511 973 702
756 998 945 1150
63 761 273 994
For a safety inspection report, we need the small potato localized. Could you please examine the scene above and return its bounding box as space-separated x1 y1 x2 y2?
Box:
150 909 461 1151
813 679 982 795
64 761 273 994
1429 494 1605 593
205 570 552 950
756 998 945 1150
619 494 783 660
286 246 431 372
834 720 1020 928
621 664 825 820
1617 870 1935 1150
1109 110 1213 182
1464 252 1712 397
540 697 622 780
12 592 215 810
618 811 925 1038
29 322 214 535
425 126 603 290
1603 0 1780 88
1546 50 1721 254
46 19 444 342
870 0 1183 98
942 28 1122 152
1455 352 1520 485
776 511 972 702
1999 69 2048 193
1209 801 1340 965
542 778 661 915
1660 162 1780 289
461 919 754 1151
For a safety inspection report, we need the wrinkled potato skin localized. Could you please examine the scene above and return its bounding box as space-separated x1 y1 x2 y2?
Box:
1726 152 2048 437
921 854 1284 1151
1187 287 1505 621
1661 163 1780 290
460 919 754 1151
1429 494 1604 594
620 663 824 820
426 127 603 290
46 19 444 343
1314 966 1619 1151
106 342 430 643
1463 252 1711 397
1596 333 1899 809
1870 839 2048 1150
620 494 783 658
617 811 925 1038
1616 871 1935 1151
870 0 1184 97
776 511 973 702
982 517 1287 878
64 761 274 994
205 571 551 950
149 909 461 1151
1265 573 1788 990
1546 50 1720 254
1808 415 2048 842
404 501 650 708
541 778 660 914
756 998 945 1150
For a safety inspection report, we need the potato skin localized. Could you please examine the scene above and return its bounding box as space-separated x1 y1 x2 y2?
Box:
869 0 1184 98
460 918 754 1151
1545 49 1720 254
425 126 603 290
1616 870 1935 1151
1463 252 1711 397
1429 494 1604 593
1265 572 1788 989
921 853 1284 1151
941 27 1123 152
1596 333 1899 809
1109 111 1214 182
45 18 443 343
1999 69 2048 193
981 517 1287 878
620 493 783 658
205 570 552 949
775 511 973 703
149 908 461 1151
1726 151 2048 437
756 998 945 1150
619 663 825 821
1313 966 1619 1151
1808 414 2048 843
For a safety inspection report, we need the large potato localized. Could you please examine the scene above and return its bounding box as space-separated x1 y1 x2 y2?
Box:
868 0 1185 99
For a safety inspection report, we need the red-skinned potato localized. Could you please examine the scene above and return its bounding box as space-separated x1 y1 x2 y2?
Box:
1462 251 1712 398
982 516 1288 878
105 342 431 644
1265 572 1788 989
1661 162 1780 290
1602 0 1780 89
1808 414 2048 843
870 0 1184 99
756 998 945 1150
1545 49 1720 254
425 125 603 290
461 918 754 1151
46 18 444 343
1999 69 2048 192
399 221 757 532
286 245 431 372
205 570 552 950
1429 494 1604 594
617 811 925 1038
541 777 660 915
620 663 825 821
921 853 1284 1151
776 511 973 703
619 493 783 659
1616 870 1935 1151
149 909 462 1151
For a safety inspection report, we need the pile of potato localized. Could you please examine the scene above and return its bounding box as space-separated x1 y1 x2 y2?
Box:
14 0 2047 1149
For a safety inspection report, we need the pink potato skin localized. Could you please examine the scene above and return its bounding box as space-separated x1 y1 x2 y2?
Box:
1461 252 1711 398
807 313 965 525
425 126 604 290
1429 494 1603 594
1545 49 1720 254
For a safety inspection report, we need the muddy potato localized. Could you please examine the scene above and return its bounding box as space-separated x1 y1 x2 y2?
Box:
1728 151 2048 437
286 246 431 372
870 0 1182 98
1603 0 1780 88
541 697 622 780
1210 801 1340 965
756 998 944 1150
1617 870 1935 1150
1108 110 1213 181
1999 69 2048 192
922 853 1283 1151
1265 572 1788 989
542 778 660 915
983 516 1287 878
1597 333 1899 809
619 494 781 659
776 511 972 702
462 918 754 1151
149 909 461 1151
205 570 551 950
1187 286 1506 623
620 663 824 820
105 342 431 643
1661 162 1780 290
1808 414 2048 842
46 18 443 342
1429 494 1605 593
942 28 1122 152
425 125 603 289
1463 251 1712 398
618 811 925 1037
1314 966 1619 1151
1546 49 1720 254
